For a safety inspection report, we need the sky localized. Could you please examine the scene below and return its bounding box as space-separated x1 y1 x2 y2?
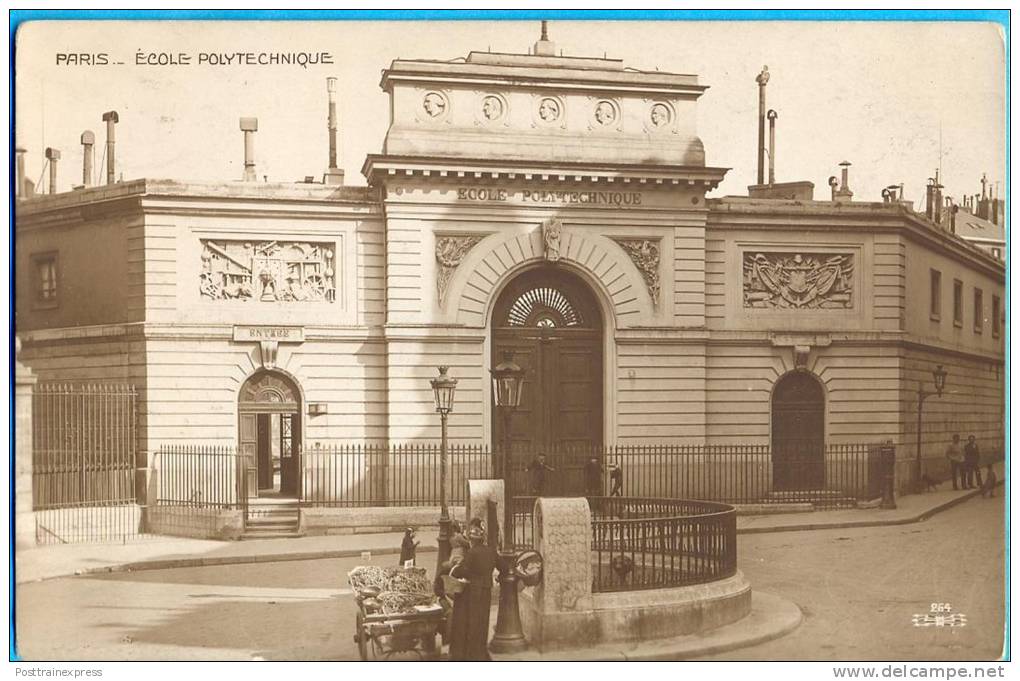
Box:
14 19 1006 204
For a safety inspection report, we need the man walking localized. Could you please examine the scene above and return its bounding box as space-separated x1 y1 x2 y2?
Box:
945 434 964 490
584 457 603 497
963 435 983 489
609 463 624 497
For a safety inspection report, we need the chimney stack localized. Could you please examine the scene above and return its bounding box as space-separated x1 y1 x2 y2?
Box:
45 147 61 194
239 117 258 182
534 20 556 57
933 170 943 225
766 109 777 185
832 161 853 202
828 176 839 201
15 147 26 200
324 78 344 185
102 111 119 185
80 130 95 187
755 66 770 186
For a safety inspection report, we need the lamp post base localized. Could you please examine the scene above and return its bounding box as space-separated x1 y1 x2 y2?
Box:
489 551 528 654
434 513 452 595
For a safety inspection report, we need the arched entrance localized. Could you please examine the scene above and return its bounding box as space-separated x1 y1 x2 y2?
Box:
492 267 604 463
238 371 302 498
771 371 825 491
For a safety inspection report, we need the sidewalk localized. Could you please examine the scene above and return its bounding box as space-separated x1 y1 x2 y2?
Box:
15 470 1003 585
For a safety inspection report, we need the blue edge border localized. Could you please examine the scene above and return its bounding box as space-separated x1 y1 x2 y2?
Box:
6 8 1011 664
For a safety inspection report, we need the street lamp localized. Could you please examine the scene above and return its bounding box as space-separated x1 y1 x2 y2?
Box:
430 366 458 585
489 350 528 654
915 364 948 493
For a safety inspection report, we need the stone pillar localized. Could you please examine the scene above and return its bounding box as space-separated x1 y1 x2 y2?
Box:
520 497 595 650
15 338 37 549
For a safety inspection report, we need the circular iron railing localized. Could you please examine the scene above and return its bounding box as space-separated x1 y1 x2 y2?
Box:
512 496 737 593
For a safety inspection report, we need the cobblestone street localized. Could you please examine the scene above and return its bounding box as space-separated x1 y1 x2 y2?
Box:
15 495 1005 661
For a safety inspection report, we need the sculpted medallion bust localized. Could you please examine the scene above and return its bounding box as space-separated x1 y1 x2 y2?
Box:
423 92 446 117
538 97 560 122
594 100 616 125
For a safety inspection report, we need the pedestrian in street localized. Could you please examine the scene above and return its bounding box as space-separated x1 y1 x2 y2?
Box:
399 527 418 566
980 464 997 498
584 457 603 497
609 463 624 497
448 520 496 661
945 434 964 490
963 435 983 489
528 453 555 496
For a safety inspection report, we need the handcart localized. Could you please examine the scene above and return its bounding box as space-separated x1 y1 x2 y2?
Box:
348 566 448 661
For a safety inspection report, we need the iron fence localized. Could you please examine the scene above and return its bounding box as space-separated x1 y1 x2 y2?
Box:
32 383 137 509
142 441 879 511
154 445 248 509
31 383 141 545
589 498 737 593
507 442 878 510
301 443 492 507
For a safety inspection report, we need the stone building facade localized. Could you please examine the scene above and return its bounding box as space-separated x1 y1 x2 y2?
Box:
16 46 1005 497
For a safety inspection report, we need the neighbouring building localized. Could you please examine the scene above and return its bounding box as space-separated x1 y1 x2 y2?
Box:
16 31 1005 523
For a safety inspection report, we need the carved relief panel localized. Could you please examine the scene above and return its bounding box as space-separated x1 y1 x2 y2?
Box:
611 237 661 307
435 235 484 305
199 239 337 303
743 252 854 309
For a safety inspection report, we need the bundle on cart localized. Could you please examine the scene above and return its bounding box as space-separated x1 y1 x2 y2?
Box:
348 565 438 615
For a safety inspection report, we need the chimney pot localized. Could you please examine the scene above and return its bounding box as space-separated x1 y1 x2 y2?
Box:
766 109 778 185
45 147 61 194
102 110 119 185
755 65 770 186
80 130 96 187
325 77 344 185
833 161 853 202
534 20 556 57
239 117 258 182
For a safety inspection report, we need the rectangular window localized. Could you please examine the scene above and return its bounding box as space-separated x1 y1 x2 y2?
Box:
992 295 1001 338
929 269 941 320
31 252 58 308
953 279 963 327
974 288 983 333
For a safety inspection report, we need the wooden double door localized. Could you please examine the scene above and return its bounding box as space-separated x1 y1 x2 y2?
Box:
491 268 604 465
494 328 603 455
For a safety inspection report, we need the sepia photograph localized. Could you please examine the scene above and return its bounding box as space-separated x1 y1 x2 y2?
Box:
9 9 1009 671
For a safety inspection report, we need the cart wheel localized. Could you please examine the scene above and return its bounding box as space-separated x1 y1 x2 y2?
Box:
355 612 369 661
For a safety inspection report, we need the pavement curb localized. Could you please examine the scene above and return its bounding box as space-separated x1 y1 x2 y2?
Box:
736 486 991 535
69 545 440 578
23 485 998 583
490 591 802 661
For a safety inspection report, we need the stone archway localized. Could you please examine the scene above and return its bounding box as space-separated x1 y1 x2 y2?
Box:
238 371 302 498
771 371 825 491
491 266 603 494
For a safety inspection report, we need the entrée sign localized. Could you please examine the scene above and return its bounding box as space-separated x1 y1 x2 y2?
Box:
232 326 305 342
456 187 643 206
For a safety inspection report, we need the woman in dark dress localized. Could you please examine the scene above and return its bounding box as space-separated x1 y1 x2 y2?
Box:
447 521 496 661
